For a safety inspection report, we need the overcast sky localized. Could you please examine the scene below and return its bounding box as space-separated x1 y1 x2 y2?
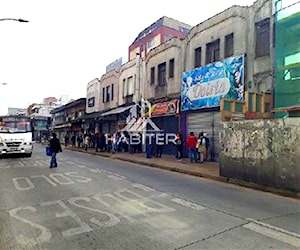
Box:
0 0 255 115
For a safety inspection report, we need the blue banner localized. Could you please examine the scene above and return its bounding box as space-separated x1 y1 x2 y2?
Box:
181 55 244 111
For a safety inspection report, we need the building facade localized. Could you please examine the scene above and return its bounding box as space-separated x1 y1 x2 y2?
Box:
50 98 86 143
128 16 191 61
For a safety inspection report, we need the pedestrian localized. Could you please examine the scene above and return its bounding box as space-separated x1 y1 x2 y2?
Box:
197 132 206 163
49 132 62 168
146 134 155 159
71 134 76 147
84 135 90 151
155 134 163 158
175 133 183 160
186 132 198 163
64 133 69 147
203 132 210 161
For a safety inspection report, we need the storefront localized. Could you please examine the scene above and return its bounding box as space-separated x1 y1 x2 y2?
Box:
150 99 179 156
185 110 220 161
100 105 134 134
181 55 245 161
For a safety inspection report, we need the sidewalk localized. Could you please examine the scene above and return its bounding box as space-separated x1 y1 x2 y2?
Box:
62 145 299 199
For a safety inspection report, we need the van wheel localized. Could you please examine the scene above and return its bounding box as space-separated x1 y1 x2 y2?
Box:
25 153 32 158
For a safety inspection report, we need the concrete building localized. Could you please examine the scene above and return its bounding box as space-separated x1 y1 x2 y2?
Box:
181 5 249 161
86 78 100 114
51 98 86 143
247 0 274 94
97 70 120 134
142 37 184 155
180 0 273 161
128 16 191 61
43 97 57 106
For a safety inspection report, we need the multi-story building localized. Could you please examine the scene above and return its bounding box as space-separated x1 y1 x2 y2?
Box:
274 0 300 115
128 16 191 61
28 103 55 141
97 70 120 134
50 98 86 142
179 0 274 161
143 37 184 154
80 1 275 158
43 97 57 106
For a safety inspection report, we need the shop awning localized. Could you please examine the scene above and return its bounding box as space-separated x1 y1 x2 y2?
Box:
100 105 133 117
81 111 104 120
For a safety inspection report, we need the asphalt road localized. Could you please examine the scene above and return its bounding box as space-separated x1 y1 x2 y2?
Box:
0 144 299 250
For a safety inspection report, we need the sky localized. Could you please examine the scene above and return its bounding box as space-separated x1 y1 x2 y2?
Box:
0 0 256 115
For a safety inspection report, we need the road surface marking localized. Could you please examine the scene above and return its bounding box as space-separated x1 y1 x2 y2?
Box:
12 177 35 191
40 200 92 237
65 172 92 183
12 172 92 190
76 164 87 169
171 197 206 211
9 206 52 247
31 175 58 187
108 174 126 180
131 183 155 192
68 197 120 227
243 219 300 248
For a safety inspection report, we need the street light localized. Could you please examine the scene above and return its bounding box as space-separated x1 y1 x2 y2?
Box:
0 18 29 23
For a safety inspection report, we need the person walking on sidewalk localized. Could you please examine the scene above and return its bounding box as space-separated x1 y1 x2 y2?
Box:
186 132 198 163
175 133 183 160
49 133 62 168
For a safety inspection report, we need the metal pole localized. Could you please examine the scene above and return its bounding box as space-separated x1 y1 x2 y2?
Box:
0 18 29 22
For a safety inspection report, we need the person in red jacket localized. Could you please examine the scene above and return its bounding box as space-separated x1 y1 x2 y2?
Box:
186 132 198 163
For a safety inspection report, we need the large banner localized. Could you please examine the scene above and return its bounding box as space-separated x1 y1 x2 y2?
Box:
181 55 244 111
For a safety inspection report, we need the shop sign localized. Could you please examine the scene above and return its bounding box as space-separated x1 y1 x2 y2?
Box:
151 100 178 117
181 55 244 111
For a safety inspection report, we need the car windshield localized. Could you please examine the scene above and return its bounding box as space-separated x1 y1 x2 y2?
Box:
0 119 31 133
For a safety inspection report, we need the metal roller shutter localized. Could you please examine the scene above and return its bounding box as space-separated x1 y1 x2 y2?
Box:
187 111 220 161
110 121 118 134
101 123 109 134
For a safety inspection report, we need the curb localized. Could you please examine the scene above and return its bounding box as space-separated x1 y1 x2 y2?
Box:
64 147 300 199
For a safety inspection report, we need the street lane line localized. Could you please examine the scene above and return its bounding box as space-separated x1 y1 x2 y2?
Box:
107 175 126 180
246 218 300 238
243 220 300 248
171 197 206 211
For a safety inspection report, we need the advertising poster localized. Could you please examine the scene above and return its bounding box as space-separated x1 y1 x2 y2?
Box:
181 55 244 111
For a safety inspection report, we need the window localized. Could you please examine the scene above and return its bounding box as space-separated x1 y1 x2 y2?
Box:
87 97 95 107
225 33 234 58
194 47 202 68
105 85 110 103
102 87 105 103
122 79 126 97
147 39 154 49
150 67 155 84
206 39 220 64
111 84 114 101
164 35 172 42
158 62 166 86
169 58 175 78
128 76 134 95
255 19 270 57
